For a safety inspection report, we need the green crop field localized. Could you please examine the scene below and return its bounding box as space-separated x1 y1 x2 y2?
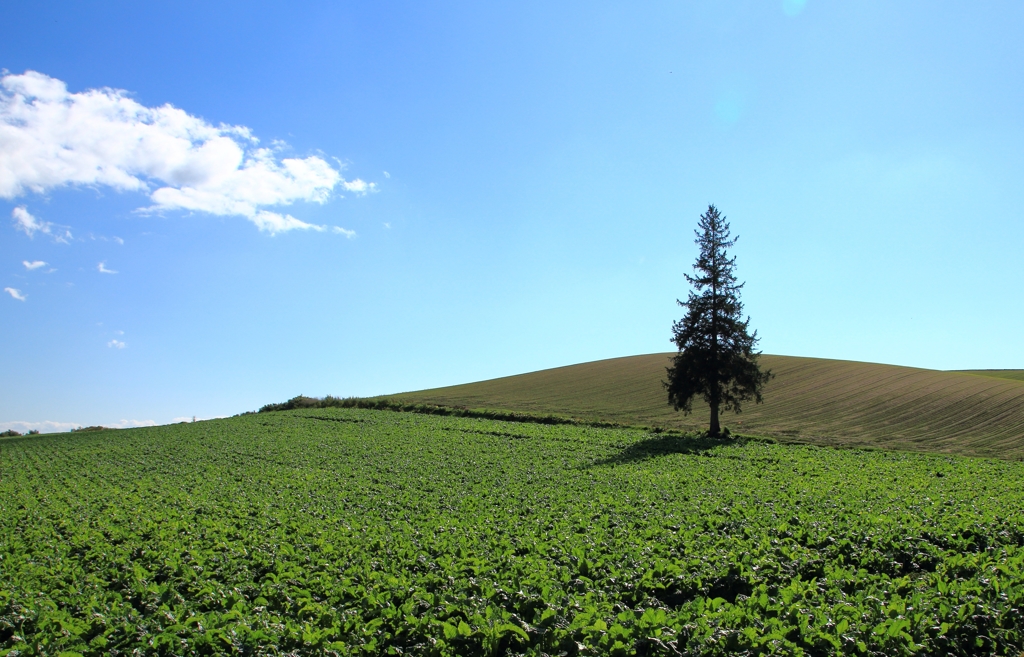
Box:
3 408 1024 656
389 354 1024 459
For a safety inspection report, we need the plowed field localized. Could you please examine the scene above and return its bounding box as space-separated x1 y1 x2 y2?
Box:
391 354 1024 458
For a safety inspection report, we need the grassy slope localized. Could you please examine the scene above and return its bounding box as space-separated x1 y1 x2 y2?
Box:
391 354 1024 459
958 370 1024 383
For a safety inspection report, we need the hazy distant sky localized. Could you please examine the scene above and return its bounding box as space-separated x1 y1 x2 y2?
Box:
3 1 1023 431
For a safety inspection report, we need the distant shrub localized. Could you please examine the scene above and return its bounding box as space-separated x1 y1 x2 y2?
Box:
27 429 39 435
1 429 22 437
257 395 632 429
71 426 107 433
259 395 364 413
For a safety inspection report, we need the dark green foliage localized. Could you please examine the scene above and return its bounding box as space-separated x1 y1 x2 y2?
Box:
257 394 351 412
70 425 108 433
1 429 41 437
666 205 771 436
258 395 620 428
2 409 1024 656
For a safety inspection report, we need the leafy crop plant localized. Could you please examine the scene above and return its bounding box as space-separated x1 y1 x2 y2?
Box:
1 409 1023 655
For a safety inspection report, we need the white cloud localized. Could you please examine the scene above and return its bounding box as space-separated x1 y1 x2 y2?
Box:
4 287 26 301
0 420 78 434
342 179 372 193
115 329 124 335
12 206 72 242
12 205 51 236
107 339 125 348
0 418 157 434
23 260 46 270
109 419 156 428
97 261 117 274
383 171 390 179
114 236 124 245
333 226 356 238
249 210 324 234
1 70 373 234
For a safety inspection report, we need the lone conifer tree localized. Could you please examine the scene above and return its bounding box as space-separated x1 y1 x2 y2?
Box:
665 205 771 437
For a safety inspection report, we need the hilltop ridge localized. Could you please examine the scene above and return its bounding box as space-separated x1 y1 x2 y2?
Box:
390 354 1024 458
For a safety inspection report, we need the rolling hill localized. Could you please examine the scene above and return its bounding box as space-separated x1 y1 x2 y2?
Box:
391 354 1024 459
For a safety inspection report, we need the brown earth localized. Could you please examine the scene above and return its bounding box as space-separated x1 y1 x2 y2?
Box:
391 354 1024 459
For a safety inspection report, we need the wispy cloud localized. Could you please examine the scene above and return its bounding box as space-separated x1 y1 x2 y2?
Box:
109 419 156 428
23 260 46 270
0 420 78 434
250 210 323 234
97 262 117 274
11 206 71 242
333 226 356 238
341 179 371 193
4 287 26 301
0 419 158 434
11 206 50 237
107 339 125 348
1 71 373 235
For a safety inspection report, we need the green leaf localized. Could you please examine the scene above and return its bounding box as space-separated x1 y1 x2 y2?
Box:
496 623 529 640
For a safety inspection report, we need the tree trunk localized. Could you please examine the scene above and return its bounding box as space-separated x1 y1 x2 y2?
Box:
709 401 720 437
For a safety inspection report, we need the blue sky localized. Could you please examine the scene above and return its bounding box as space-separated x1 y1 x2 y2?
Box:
3 1 1023 432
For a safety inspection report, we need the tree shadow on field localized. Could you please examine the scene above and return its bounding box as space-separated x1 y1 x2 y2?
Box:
592 433 739 467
